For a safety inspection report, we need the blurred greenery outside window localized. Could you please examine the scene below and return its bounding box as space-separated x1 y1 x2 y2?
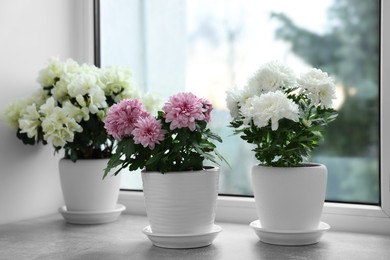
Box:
99 0 380 205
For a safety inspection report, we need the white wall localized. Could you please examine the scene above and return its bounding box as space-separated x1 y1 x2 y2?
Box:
0 0 93 225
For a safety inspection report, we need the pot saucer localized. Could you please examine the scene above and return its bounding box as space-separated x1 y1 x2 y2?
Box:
249 220 330 246
58 204 126 225
142 224 222 249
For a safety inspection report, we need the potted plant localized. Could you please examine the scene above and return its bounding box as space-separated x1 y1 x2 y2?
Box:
226 61 338 245
104 92 226 248
3 57 153 223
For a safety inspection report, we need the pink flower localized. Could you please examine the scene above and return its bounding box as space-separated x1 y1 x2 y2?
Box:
105 99 149 140
132 116 166 149
200 98 213 123
163 92 205 131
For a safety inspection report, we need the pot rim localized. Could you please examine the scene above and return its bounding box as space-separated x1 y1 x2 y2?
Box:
142 166 220 175
254 162 325 169
60 157 110 162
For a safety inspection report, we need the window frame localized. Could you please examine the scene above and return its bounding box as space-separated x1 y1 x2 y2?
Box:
89 0 390 235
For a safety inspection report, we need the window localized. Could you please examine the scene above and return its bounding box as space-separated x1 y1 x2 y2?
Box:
98 0 381 205
89 0 390 234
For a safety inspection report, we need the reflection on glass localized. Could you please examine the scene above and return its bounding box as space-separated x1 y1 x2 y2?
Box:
100 0 380 204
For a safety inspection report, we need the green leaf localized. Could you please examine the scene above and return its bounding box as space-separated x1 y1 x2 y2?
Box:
103 152 122 178
146 151 165 166
123 139 135 158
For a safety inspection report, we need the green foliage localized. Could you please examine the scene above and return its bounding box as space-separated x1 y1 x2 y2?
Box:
63 114 114 162
104 111 227 178
231 97 337 167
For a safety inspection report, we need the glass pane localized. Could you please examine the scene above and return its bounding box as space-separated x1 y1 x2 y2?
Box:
100 0 380 204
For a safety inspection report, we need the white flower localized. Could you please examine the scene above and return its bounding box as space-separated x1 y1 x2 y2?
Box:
240 85 259 103
3 99 30 129
18 104 41 139
226 88 242 119
100 66 139 102
67 72 107 113
39 97 57 116
246 61 297 95
29 89 48 107
51 73 72 102
80 63 100 75
240 90 299 131
3 89 47 129
63 58 80 74
88 87 107 114
62 101 90 122
5 57 145 152
41 107 82 147
3 102 24 129
67 73 97 98
118 86 140 102
37 57 65 87
142 92 162 114
298 68 336 108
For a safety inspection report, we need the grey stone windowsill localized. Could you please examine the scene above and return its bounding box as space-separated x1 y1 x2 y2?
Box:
1 214 390 260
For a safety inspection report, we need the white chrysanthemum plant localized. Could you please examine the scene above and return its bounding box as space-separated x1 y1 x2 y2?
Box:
226 61 338 167
3 57 157 162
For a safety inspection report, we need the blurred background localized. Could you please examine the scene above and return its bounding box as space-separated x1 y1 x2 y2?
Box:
100 0 380 204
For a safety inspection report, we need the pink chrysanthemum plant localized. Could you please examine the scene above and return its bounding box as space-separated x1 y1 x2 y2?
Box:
226 61 338 167
103 92 226 177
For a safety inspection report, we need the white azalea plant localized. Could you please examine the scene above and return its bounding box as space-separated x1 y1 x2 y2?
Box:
226 61 338 167
3 57 156 161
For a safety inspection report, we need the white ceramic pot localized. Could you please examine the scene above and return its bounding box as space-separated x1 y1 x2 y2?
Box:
142 167 220 235
251 163 327 231
59 158 121 212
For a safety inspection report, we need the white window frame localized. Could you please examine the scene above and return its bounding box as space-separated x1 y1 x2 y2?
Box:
86 0 390 235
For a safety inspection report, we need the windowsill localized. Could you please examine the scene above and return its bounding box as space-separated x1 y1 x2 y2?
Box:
1 213 390 260
118 190 390 236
